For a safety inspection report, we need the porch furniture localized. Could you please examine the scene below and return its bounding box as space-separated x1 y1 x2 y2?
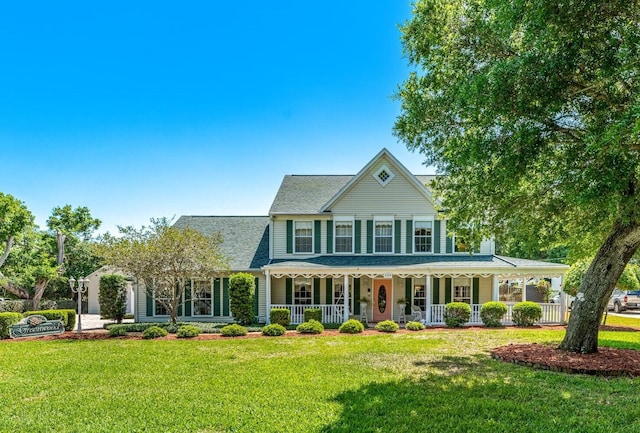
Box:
412 305 425 324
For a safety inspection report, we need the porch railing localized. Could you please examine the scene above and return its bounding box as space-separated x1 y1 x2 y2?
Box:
430 302 563 326
271 304 346 324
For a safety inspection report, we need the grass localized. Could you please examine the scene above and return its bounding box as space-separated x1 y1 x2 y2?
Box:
0 327 639 432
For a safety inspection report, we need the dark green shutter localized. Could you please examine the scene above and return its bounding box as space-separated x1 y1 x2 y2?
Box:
223 278 230 316
406 220 413 254
405 278 412 314
286 220 293 254
326 221 333 254
146 290 154 317
446 235 453 254
445 278 452 303
285 278 293 305
354 220 361 253
214 278 221 316
254 277 259 317
473 278 480 305
354 278 361 315
184 279 192 316
313 278 321 304
366 220 373 253
314 220 321 254
434 220 441 253
326 278 333 304
432 278 440 304
394 220 401 254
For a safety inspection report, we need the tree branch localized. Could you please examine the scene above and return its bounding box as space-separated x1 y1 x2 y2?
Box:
0 236 13 268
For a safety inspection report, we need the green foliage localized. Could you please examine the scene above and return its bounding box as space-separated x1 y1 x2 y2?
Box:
0 300 28 313
269 308 291 327
564 259 639 296
142 326 168 339
0 312 23 338
229 272 255 325
444 302 471 328
296 319 324 334
261 323 286 336
99 274 127 324
480 302 508 328
24 309 75 331
108 325 128 337
338 319 365 334
303 308 322 323
512 302 543 327
405 321 425 331
220 324 248 337
535 280 552 303
177 325 202 338
375 320 399 333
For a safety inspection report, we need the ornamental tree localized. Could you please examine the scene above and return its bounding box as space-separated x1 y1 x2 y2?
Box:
229 272 255 325
395 0 640 353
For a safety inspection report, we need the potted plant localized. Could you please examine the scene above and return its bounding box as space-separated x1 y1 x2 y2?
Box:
397 298 407 311
359 296 370 309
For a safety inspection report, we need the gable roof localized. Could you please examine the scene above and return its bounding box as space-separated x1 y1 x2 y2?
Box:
269 175 353 214
173 216 270 270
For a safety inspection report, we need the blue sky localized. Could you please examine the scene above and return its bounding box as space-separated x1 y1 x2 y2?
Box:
1 1 431 234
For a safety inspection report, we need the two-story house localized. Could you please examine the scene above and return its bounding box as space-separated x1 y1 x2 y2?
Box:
134 149 568 325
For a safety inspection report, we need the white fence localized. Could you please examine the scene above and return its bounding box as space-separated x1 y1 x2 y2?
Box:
271 304 345 324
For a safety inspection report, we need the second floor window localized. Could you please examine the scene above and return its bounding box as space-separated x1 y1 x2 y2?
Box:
294 221 313 253
414 221 433 253
375 220 393 253
335 220 353 253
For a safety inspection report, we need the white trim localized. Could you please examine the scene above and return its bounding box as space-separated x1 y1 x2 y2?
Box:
333 217 355 254
412 216 435 254
293 220 314 254
373 216 394 254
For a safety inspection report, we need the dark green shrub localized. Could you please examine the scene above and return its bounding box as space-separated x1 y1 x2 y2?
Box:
108 325 128 337
296 319 324 334
0 300 27 313
229 273 255 325
512 301 542 326
444 302 471 327
375 320 399 333
0 312 24 338
303 308 322 323
480 301 508 327
270 308 291 327
339 319 364 334
99 274 127 324
221 324 248 337
322 322 342 330
406 321 425 331
24 309 76 331
142 326 168 339
177 325 202 338
262 323 286 336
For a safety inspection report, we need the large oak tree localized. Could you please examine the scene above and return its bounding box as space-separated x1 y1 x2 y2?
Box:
395 0 640 353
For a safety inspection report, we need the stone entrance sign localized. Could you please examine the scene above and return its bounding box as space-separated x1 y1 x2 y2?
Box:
10 315 65 339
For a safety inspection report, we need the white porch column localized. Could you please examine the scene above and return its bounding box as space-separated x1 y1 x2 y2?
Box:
425 274 431 324
343 275 350 322
265 270 271 324
492 275 499 301
522 277 527 302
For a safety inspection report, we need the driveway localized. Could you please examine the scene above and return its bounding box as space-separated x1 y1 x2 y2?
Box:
74 314 133 331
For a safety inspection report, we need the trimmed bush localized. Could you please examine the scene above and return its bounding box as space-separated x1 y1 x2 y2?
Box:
221 324 248 337
142 326 168 339
108 324 128 337
99 274 127 324
339 319 365 334
229 273 255 325
303 308 322 323
0 312 24 338
262 323 287 336
512 301 543 326
444 302 472 328
480 301 508 327
296 319 324 334
177 325 202 338
406 321 425 331
24 309 76 331
375 320 399 333
269 308 291 327
0 300 27 313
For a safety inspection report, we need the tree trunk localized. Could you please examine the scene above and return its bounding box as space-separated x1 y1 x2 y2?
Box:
31 279 49 310
0 272 30 299
558 220 640 353
0 236 14 268
56 230 66 274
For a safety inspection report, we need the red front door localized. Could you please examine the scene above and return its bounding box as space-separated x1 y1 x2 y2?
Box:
373 279 392 322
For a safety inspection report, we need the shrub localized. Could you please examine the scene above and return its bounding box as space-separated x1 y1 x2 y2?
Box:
480 302 508 327
339 319 364 334
444 302 471 328
269 308 291 327
512 301 542 326
99 274 127 324
262 323 286 336
375 320 399 333
221 324 248 337
142 326 168 339
0 312 23 338
24 309 76 331
229 273 255 325
108 325 128 337
406 321 425 331
296 319 324 334
177 325 202 338
303 308 322 323
0 300 27 313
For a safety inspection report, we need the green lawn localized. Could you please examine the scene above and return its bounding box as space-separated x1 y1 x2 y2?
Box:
0 327 639 433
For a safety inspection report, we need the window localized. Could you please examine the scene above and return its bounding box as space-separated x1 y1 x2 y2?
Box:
334 220 353 253
192 279 212 316
414 220 433 253
294 221 313 253
375 219 393 253
413 284 426 311
373 164 395 187
153 281 170 316
154 298 169 316
294 281 312 305
333 281 353 314
453 278 471 303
